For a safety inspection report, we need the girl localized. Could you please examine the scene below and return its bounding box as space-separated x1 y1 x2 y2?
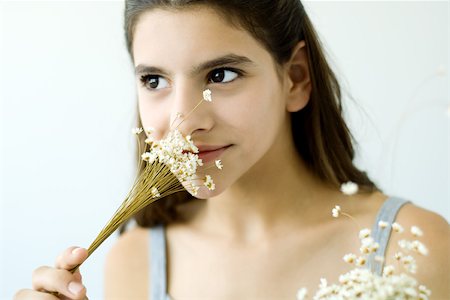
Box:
15 1 449 299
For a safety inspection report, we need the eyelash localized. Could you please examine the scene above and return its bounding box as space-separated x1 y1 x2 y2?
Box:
139 67 244 90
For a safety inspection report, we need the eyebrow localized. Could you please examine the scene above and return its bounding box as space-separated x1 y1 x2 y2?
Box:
134 54 255 76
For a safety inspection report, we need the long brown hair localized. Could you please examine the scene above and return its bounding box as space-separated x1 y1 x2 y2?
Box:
120 0 379 232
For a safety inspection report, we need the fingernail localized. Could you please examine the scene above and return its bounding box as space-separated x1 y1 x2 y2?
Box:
72 247 82 255
68 281 84 295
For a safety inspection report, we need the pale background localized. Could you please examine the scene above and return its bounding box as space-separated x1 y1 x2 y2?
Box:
0 1 448 299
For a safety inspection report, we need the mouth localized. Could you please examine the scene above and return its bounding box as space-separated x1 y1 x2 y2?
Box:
196 145 231 164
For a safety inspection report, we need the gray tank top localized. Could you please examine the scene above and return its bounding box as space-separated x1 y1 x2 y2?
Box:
149 196 410 300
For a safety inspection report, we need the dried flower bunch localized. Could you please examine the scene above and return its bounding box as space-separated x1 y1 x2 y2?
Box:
66 89 220 273
297 182 431 300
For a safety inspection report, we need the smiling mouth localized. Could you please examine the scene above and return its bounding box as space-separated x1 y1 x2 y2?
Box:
197 145 231 164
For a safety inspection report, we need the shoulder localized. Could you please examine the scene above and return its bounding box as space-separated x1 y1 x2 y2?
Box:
386 202 450 298
104 225 151 299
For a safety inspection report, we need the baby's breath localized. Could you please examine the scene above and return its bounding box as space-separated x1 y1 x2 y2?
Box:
298 209 431 299
378 220 389 229
411 226 423 237
132 127 143 135
340 181 359 195
203 88 212 102
392 222 404 233
144 126 155 135
332 205 341 218
215 159 223 170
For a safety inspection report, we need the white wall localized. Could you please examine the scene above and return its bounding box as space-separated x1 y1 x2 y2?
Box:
0 1 448 299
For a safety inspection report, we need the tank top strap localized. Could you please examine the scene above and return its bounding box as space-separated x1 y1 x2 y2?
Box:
366 196 411 275
149 224 168 300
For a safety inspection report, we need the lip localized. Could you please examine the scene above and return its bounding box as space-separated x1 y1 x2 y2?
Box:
196 145 231 164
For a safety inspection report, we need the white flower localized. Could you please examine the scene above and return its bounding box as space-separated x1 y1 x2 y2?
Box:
411 226 423 237
411 240 429 256
343 253 356 264
319 278 328 289
151 187 161 198
141 152 157 163
359 228 371 239
132 127 143 135
340 181 358 195
355 256 366 266
392 222 404 233
419 285 432 296
296 287 308 300
203 89 212 102
383 265 395 276
145 136 154 144
144 127 155 135
204 175 215 190
332 205 341 218
215 159 223 170
394 251 404 261
378 220 389 229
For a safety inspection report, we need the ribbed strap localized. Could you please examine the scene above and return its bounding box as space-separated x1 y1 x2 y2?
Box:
366 196 411 275
150 224 167 300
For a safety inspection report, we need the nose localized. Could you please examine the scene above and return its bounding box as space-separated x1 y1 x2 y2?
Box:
169 85 214 137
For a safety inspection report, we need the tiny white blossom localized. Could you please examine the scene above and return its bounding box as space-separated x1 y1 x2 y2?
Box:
215 159 223 170
204 175 215 190
411 240 429 256
151 187 161 198
394 251 404 261
203 89 212 102
378 220 389 229
141 152 151 161
383 265 395 276
411 226 423 237
392 222 404 233
319 278 328 289
296 288 308 300
144 127 155 135
332 205 341 218
145 136 154 144
355 256 366 266
419 285 432 296
340 181 359 195
359 228 371 239
132 127 143 135
343 253 356 264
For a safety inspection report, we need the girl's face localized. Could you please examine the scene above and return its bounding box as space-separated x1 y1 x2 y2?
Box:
133 7 293 198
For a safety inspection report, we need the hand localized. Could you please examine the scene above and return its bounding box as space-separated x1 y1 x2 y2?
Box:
14 246 89 300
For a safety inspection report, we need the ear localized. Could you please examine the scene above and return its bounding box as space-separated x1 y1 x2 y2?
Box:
284 40 311 112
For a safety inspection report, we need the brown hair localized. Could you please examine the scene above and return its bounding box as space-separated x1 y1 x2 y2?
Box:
120 0 379 232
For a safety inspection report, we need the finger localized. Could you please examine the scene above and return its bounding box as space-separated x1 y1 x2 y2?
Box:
55 247 88 270
32 266 87 299
14 289 59 300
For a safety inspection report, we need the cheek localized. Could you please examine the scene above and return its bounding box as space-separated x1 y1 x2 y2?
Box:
138 98 170 140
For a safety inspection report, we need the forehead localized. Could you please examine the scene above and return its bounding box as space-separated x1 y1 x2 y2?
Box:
132 7 273 70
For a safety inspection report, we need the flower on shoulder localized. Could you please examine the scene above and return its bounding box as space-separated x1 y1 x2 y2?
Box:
340 181 359 195
332 205 341 218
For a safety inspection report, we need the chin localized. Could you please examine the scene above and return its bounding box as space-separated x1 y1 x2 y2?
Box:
185 185 226 200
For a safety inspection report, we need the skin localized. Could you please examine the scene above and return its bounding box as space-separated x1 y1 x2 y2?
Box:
15 5 449 300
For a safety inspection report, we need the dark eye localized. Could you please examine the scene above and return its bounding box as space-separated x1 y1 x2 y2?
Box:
140 75 169 90
208 68 240 84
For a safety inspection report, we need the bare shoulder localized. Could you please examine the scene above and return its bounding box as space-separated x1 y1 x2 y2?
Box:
386 202 450 298
104 226 150 300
